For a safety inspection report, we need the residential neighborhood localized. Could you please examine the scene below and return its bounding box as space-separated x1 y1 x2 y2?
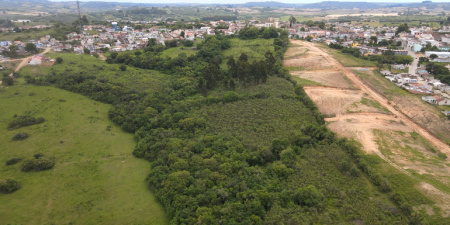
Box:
1 18 450 111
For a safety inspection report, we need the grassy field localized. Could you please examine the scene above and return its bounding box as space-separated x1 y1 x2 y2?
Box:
222 38 275 66
0 29 51 42
373 129 450 221
20 53 169 94
0 80 168 224
318 44 377 67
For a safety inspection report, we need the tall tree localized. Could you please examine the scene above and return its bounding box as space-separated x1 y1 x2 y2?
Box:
25 43 37 53
289 16 297 28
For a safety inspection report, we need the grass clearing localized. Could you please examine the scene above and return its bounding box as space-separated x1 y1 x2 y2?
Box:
318 44 377 67
374 129 450 195
0 80 168 224
291 76 323 86
159 45 198 58
0 29 51 42
21 53 169 94
360 97 390 113
222 38 275 63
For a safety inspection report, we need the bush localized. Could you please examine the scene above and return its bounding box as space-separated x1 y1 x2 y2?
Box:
0 179 20 194
119 64 127 71
5 158 22 166
2 76 13 85
223 91 239 102
21 156 55 172
438 152 447 160
34 153 44 159
7 115 45 130
56 57 63 64
11 132 29 141
182 40 194 47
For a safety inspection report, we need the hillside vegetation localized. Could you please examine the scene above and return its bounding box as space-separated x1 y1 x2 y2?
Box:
0 82 167 224
13 32 433 224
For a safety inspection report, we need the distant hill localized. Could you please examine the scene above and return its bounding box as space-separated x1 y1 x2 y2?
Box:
301 1 392 10
241 1 303 8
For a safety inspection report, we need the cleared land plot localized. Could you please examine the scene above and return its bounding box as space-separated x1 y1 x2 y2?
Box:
291 70 354 89
304 87 389 115
0 82 168 225
288 39 450 219
284 52 334 70
353 69 450 145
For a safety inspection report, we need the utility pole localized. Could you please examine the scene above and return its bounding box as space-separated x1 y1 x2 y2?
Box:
77 0 82 33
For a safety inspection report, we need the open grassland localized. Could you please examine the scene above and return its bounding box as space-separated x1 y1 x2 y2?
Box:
222 38 275 63
159 45 198 58
20 53 168 94
318 44 377 67
0 29 51 42
0 81 167 224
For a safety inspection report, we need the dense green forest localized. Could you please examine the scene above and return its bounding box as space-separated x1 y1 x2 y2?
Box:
22 31 440 224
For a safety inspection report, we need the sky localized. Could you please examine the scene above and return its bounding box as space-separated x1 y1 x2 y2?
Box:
52 0 449 4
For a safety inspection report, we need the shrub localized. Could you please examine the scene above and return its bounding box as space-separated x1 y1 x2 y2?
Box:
294 185 324 207
21 156 55 172
2 76 13 86
223 91 239 102
11 132 29 141
182 40 194 47
438 152 447 160
56 57 63 64
34 153 44 159
7 115 45 130
0 179 20 194
119 64 127 71
6 158 22 166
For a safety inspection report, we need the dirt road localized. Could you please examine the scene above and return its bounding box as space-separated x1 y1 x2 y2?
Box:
0 48 51 85
294 40 450 154
97 52 107 60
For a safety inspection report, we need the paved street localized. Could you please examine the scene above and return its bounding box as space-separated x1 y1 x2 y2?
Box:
408 49 418 75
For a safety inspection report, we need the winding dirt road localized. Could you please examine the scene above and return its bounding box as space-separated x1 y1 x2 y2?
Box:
295 40 450 154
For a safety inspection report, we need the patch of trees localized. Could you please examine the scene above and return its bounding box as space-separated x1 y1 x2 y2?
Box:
126 7 167 15
426 63 450 85
201 16 237 21
329 44 413 65
368 51 413 65
420 43 439 53
238 27 280 40
49 22 79 41
7 115 45 130
2 45 19 58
